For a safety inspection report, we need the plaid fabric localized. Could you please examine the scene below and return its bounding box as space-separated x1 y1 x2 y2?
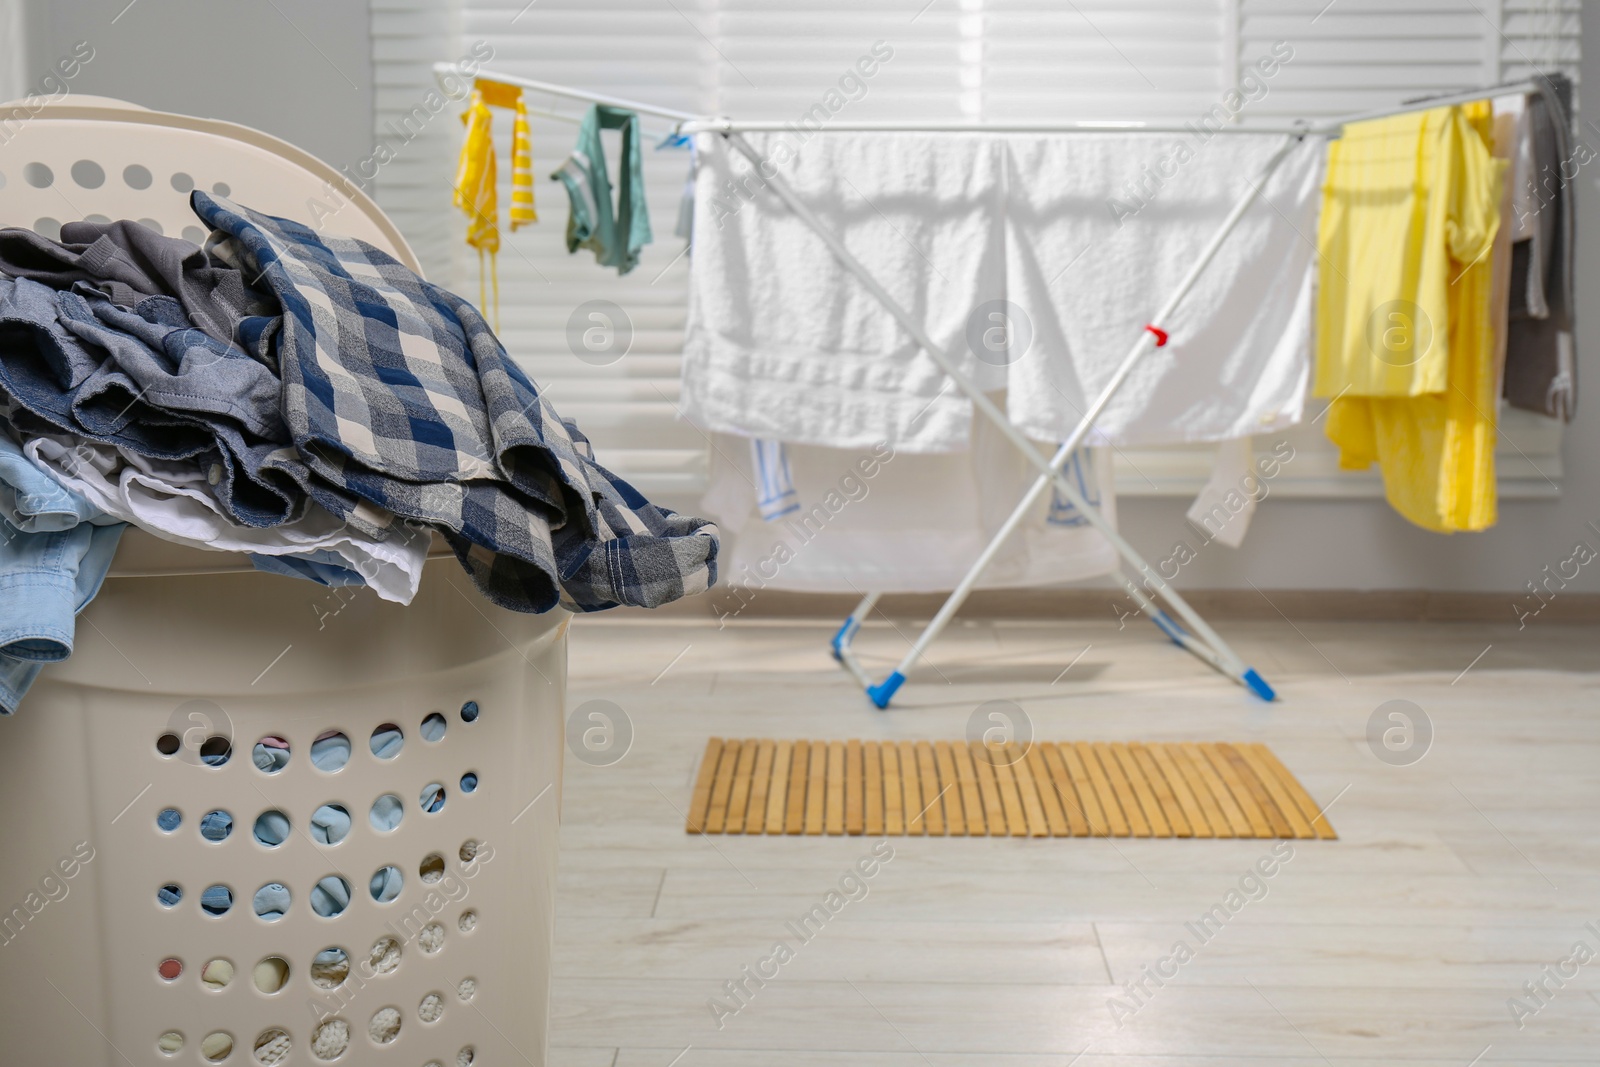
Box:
190 192 717 613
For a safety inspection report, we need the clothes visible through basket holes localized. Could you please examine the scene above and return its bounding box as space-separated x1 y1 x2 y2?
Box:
158 1032 183 1055
460 771 479 793
200 958 233 990
158 883 182 908
158 957 183 981
309 1018 349 1062
200 885 232 916
370 793 404 832
418 991 446 1023
369 936 402 975
456 977 476 1002
199 735 232 766
457 1045 476 1066
200 1032 233 1063
420 782 446 813
460 700 480 723
310 731 350 772
199 809 233 842
309 947 349 990
457 909 477 934
421 711 447 741
310 803 351 845
253 956 289 995
419 922 445 955
254 809 289 847
370 723 403 759
459 839 480 864
369 1007 402 1045
253 882 291 921
253 1028 291 1066
309 875 351 918
157 807 181 833
420 853 445 884
253 735 290 773
370 865 403 904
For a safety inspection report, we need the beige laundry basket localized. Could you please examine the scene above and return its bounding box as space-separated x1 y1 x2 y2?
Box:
0 100 567 1066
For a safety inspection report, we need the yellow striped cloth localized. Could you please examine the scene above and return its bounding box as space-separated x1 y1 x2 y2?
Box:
452 79 538 328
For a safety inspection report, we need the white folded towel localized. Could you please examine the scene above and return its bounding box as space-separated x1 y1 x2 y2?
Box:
1003 133 1322 446
682 132 1008 453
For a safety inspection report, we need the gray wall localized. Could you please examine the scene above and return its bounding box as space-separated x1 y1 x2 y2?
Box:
23 0 372 175
20 1 1598 595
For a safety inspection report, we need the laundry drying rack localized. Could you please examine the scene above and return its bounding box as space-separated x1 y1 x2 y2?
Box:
436 63 1546 709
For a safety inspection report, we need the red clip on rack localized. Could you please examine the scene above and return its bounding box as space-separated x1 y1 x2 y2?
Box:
1145 324 1169 347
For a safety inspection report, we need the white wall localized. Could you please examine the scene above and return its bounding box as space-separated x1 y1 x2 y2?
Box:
21 0 372 176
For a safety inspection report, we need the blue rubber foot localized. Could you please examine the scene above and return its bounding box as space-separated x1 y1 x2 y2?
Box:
1151 610 1188 646
1243 668 1276 702
829 618 855 662
866 671 906 710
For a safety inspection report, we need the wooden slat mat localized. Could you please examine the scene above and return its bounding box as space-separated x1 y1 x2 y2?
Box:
686 740 1335 839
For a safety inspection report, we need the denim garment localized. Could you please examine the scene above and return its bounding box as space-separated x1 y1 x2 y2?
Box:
0 432 125 714
0 276 318 528
248 550 367 589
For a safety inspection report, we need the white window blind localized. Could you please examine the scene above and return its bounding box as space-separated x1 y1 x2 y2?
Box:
370 0 1580 505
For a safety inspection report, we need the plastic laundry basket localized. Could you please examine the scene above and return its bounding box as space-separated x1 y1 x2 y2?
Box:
0 100 568 1065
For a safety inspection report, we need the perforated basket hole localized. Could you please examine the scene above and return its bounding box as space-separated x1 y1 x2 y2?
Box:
158 1031 184 1056
458 910 477 934
137 217 164 235
252 735 291 774
419 783 446 814
71 159 104 188
158 883 182 908
253 810 289 847
457 1045 475 1066
200 809 233 842
182 225 207 244
311 731 350 772
156 732 181 756
310 803 352 846
213 181 232 196
157 808 181 832
369 865 402 904
23 162 52 187
419 854 445 884
418 992 444 1023
200 736 233 767
369 723 404 759
460 700 479 723
368 935 402 975
253 1028 291 1065
310 947 349 990
368 1007 401 1045
200 958 234 991
201 885 233 916
170 171 194 193
459 770 478 793
456 977 476 1002
309 1018 349 1062
253 882 291 922
310 875 351 918
201 1031 233 1063
31 217 60 241
158 957 183 982
369 793 403 832
420 712 447 742
418 923 444 955
123 163 152 189
84 213 110 224
253 956 289 994
459 839 480 864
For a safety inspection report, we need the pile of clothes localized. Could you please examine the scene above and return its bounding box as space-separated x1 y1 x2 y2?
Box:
0 192 719 714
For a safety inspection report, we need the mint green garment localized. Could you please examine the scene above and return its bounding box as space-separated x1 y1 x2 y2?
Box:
552 105 653 274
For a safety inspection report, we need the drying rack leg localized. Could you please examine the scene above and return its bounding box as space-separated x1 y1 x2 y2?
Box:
830 592 880 690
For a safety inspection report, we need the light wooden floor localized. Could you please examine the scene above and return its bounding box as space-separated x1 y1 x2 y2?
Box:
549 615 1600 1065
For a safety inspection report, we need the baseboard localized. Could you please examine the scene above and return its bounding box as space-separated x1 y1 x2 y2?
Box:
613 588 1600 623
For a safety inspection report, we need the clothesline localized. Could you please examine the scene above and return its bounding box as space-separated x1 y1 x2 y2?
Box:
429 62 1546 139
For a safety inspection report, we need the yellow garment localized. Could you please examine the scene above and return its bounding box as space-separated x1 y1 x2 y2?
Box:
452 80 538 328
1316 103 1505 533
453 88 500 323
